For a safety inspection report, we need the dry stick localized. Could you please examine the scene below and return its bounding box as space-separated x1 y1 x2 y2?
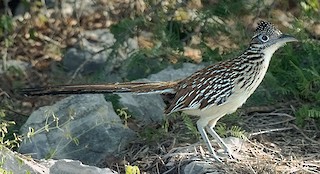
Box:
246 163 258 174
168 137 176 151
311 120 319 138
0 88 10 98
303 162 320 170
244 101 298 114
246 112 295 128
247 139 282 155
263 118 295 127
251 112 295 119
290 124 320 145
157 154 166 166
37 33 63 47
162 167 175 174
116 163 120 174
132 144 148 160
249 127 293 137
247 112 295 136
299 162 320 174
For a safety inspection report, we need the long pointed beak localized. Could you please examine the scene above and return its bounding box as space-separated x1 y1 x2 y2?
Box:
278 34 298 43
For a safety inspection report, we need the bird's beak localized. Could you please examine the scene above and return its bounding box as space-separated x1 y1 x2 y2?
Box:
278 34 298 43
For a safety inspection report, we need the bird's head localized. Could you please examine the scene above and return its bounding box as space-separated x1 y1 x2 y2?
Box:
250 21 298 50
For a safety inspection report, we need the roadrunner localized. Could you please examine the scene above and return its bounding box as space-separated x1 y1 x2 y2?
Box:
22 21 297 162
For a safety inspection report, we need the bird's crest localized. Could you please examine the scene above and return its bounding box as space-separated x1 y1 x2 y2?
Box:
253 20 282 38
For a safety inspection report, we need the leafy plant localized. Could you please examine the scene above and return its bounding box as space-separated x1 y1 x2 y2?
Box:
300 0 320 16
117 108 132 127
125 164 140 174
139 126 166 143
0 15 13 36
295 105 320 127
0 120 21 149
216 123 247 140
182 114 199 138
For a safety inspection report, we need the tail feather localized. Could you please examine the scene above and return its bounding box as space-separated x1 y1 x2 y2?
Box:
20 81 179 96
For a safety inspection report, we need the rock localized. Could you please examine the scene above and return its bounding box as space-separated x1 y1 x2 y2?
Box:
19 94 136 166
147 63 205 81
62 29 139 77
48 0 95 16
42 159 116 174
103 37 139 76
117 63 205 123
164 137 244 173
117 93 166 123
0 146 117 174
63 48 108 74
62 29 116 74
183 161 224 174
0 146 48 174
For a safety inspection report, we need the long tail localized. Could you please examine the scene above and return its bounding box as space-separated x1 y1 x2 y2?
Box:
20 81 179 96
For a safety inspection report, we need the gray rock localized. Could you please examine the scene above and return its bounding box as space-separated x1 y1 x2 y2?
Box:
63 29 116 74
52 0 95 16
183 161 224 174
117 93 166 123
19 94 136 166
42 159 116 174
164 137 243 173
0 146 117 174
148 63 205 82
63 48 107 74
117 63 205 123
62 29 139 77
103 37 139 76
0 146 48 174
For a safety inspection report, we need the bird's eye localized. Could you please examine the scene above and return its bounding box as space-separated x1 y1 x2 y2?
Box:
258 35 269 42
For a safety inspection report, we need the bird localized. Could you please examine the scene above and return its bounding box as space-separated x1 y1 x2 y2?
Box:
21 21 298 162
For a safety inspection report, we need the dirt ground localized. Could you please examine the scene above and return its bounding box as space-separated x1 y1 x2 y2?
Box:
110 107 320 173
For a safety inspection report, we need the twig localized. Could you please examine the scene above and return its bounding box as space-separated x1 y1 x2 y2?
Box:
290 124 320 145
247 139 282 155
132 144 148 161
0 88 10 98
246 112 295 128
249 127 293 137
251 112 295 119
263 117 295 127
162 167 175 174
37 33 65 47
156 161 160 174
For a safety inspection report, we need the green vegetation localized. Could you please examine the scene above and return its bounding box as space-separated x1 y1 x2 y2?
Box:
216 123 247 140
103 0 320 137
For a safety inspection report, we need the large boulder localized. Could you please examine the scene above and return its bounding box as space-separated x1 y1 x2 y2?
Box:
43 159 116 174
0 146 116 174
19 94 136 166
0 146 48 174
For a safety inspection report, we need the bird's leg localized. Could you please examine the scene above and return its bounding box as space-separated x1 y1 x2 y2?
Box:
206 124 233 159
197 121 222 163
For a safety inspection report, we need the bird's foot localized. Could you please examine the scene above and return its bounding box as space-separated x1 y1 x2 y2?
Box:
209 152 223 163
224 147 235 160
215 147 235 161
